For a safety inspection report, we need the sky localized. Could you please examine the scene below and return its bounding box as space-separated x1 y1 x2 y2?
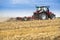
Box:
0 0 60 17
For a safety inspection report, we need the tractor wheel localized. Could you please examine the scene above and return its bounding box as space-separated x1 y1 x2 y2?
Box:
50 14 56 19
39 13 48 20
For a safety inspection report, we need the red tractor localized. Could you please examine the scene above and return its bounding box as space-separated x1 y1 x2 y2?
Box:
16 6 56 21
33 6 56 20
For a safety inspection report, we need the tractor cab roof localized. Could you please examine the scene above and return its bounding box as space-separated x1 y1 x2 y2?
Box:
36 6 49 8
36 6 49 12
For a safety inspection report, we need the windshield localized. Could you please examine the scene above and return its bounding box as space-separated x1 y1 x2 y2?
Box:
37 7 48 11
42 7 47 11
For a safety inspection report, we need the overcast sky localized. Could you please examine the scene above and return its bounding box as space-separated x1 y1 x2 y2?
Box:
0 0 60 17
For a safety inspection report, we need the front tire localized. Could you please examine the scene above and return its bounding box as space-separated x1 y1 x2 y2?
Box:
50 14 56 19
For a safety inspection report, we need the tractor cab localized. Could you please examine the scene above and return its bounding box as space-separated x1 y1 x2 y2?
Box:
36 6 49 12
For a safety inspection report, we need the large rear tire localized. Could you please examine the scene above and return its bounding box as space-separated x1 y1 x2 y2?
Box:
39 13 48 20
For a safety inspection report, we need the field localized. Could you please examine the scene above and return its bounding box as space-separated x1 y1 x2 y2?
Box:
0 18 60 40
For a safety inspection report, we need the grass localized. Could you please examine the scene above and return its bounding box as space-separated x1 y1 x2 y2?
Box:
0 18 60 40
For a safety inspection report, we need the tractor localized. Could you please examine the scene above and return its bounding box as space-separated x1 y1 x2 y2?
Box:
33 6 56 20
16 6 56 21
